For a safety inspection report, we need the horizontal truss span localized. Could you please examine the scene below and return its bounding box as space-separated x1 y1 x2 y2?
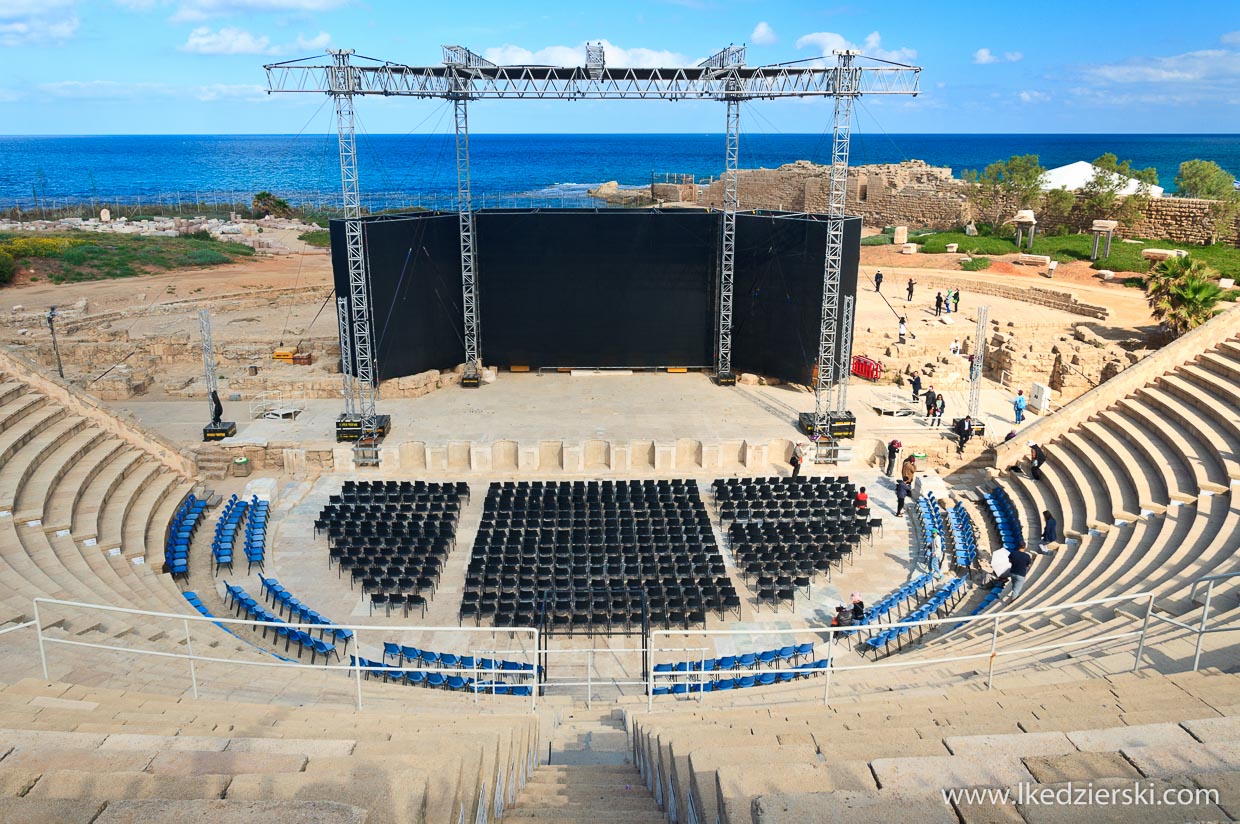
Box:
265 61 920 99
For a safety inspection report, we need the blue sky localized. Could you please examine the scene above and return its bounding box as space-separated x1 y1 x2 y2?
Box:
0 0 1236 134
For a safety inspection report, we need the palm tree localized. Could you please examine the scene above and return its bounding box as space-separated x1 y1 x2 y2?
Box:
1159 274 1225 338
1146 255 1215 329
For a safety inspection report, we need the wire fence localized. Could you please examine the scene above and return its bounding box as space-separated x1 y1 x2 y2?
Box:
2 190 629 222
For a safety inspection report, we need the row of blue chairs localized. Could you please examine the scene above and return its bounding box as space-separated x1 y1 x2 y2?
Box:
863 576 969 659
654 642 816 676
165 494 206 578
257 576 353 645
182 591 296 662
243 496 269 573
970 582 1008 615
350 656 534 696
652 661 834 695
223 582 339 664
211 496 248 574
380 642 534 675
983 485 1024 551
947 503 979 567
853 572 935 632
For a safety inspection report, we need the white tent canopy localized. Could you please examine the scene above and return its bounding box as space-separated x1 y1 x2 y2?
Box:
1041 160 1164 198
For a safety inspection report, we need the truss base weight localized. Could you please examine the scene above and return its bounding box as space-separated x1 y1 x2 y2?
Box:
203 422 237 442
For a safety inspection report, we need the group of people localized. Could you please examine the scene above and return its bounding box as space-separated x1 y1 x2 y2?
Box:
870 269 924 305
934 288 962 317
831 593 866 627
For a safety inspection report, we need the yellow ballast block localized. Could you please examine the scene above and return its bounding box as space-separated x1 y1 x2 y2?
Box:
510 365 531 373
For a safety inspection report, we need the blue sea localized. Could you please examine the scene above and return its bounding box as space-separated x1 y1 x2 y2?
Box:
0 134 1237 210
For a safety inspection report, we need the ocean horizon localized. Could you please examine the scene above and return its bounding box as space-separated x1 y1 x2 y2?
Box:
1 133 1236 209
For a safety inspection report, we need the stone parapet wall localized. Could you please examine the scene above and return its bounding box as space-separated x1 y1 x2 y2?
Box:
1040 193 1240 247
898 274 1110 320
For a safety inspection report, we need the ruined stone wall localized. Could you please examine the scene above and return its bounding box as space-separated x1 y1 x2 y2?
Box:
702 160 970 228
1039 193 1240 246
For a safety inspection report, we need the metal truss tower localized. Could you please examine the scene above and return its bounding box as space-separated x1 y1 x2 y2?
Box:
833 294 856 413
327 49 380 445
812 50 860 463
336 295 355 417
198 308 218 420
443 45 492 386
968 304 990 418
700 45 745 383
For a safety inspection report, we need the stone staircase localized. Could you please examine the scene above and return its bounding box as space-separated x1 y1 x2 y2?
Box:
508 706 661 822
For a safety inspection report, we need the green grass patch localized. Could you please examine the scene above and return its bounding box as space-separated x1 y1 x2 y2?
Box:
299 230 331 248
861 234 893 246
960 257 992 271
0 231 254 284
917 230 1240 277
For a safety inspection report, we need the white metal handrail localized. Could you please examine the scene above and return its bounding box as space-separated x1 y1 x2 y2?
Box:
535 646 707 706
0 620 38 638
31 597 539 711
649 589 1157 710
1152 570 1240 671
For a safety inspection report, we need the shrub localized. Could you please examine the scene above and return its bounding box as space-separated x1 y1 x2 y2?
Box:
0 250 14 285
187 229 213 241
960 257 991 271
860 234 893 246
1 236 81 257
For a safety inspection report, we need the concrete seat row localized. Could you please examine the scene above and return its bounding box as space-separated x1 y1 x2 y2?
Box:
0 676 539 824
628 669 1240 824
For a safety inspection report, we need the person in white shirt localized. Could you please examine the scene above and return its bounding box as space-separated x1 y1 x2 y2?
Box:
949 338 961 356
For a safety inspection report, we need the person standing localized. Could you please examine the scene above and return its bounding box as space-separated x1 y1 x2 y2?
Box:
1027 441 1047 481
927 528 945 579
954 415 973 455
930 393 946 428
874 270 884 293
886 439 901 477
910 372 922 402
944 289 953 315
1039 510 1058 554
898 316 908 343
934 292 944 317
790 442 804 479
906 277 916 302
925 385 937 417
1014 389 1027 424
901 454 917 487
1007 542 1034 602
953 288 962 313
894 477 909 516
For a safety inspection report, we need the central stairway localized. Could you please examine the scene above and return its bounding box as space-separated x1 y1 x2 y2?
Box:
508 706 662 822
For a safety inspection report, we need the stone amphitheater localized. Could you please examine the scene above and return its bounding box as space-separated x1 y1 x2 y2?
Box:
0 272 1236 823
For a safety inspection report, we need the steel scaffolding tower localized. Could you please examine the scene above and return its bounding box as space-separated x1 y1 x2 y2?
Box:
833 294 856 413
198 308 218 421
811 50 860 463
336 295 355 417
969 305 990 418
443 45 492 386
327 49 380 450
264 46 920 427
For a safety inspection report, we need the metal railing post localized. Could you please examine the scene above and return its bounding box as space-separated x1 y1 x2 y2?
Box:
530 629 539 712
1193 583 1214 672
33 600 48 680
183 618 199 699
647 632 656 712
353 627 364 710
1133 593 1154 672
985 615 1000 690
587 649 593 708
824 628 835 705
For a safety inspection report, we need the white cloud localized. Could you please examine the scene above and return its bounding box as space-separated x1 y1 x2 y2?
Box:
973 47 1021 64
1084 47 1240 85
180 25 329 55
170 0 348 23
0 0 78 46
750 21 776 46
795 30 916 64
1018 90 1050 103
1222 31 1240 45
481 39 695 68
0 88 20 102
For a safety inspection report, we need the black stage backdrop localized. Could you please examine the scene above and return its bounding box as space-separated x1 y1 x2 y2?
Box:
333 209 859 384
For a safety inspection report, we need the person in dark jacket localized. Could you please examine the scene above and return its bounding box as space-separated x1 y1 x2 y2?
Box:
1028 441 1047 481
1007 542 1034 601
934 291 944 316
954 415 973 455
930 394 946 428
886 439 901 476
925 386 937 417
1039 510 1058 554
850 593 866 622
952 289 962 312
910 372 922 402
906 277 916 302
874 270 884 293
894 478 909 516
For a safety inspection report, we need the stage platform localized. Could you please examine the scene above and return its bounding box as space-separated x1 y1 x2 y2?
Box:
118 371 1034 476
